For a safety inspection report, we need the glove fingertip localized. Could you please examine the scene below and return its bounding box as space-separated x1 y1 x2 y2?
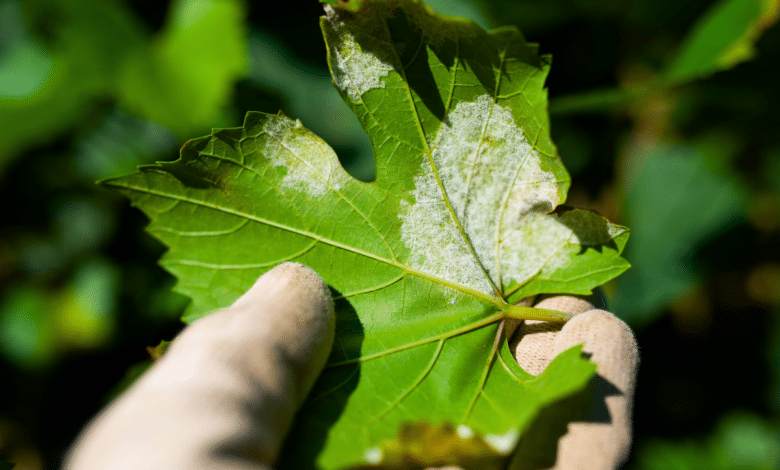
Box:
238 262 334 315
554 309 639 393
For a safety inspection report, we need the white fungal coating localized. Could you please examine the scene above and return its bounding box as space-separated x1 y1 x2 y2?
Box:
433 95 565 286
400 94 573 293
484 428 520 453
457 425 475 439
363 446 383 464
262 116 344 196
501 213 574 284
400 164 494 295
325 5 394 102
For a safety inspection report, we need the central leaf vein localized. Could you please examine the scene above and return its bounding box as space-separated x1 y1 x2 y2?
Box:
380 17 500 298
104 181 505 308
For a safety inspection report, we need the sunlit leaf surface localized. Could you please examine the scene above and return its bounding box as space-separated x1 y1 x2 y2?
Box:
104 0 629 467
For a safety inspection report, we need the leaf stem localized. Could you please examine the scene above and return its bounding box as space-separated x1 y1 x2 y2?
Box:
502 304 573 323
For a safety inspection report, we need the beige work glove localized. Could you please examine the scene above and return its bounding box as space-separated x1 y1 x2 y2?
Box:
64 262 336 470
504 295 640 470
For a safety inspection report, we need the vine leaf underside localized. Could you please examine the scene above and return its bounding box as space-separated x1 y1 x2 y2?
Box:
103 0 630 468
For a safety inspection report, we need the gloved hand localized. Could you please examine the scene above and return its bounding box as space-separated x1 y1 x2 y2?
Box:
505 296 639 470
64 262 336 470
64 263 639 470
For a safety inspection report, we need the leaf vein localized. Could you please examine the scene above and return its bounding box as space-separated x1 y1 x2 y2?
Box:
103 181 505 306
463 320 504 422
495 125 544 296
326 311 504 367
152 219 250 237
369 339 445 423
333 272 407 299
164 240 318 270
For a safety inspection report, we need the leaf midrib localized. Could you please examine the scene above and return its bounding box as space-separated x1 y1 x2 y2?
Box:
377 15 503 299
104 179 506 309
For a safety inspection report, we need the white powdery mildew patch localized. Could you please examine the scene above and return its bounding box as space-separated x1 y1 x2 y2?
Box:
399 165 493 297
262 116 344 197
325 6 393 102
501 214 574 283
432 94 569 287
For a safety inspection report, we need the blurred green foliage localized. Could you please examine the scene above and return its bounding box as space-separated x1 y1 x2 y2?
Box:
663 0 778 84
1 0 779 468
637 413 780 469
549 0 780 113
0 0 245 169
613 142 748 326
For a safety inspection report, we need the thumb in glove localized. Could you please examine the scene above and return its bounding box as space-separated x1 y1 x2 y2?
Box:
507 295 639 470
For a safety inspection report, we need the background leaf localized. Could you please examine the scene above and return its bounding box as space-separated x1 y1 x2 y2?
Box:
0 0 145 169
0 0 246 172
663 0 780 84
613 142 748 325
548 0 780 115
117 0 247 135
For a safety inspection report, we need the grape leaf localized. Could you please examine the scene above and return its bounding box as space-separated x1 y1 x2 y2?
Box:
550 0 780 115
103 0 630 467
117 0 247 135
664 0 779 85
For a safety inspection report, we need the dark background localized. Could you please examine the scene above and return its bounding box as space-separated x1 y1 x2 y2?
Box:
1 0 779 468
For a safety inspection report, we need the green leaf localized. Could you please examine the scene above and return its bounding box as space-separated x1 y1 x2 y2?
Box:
664 0 780 84
0 0 146 170
117 0 247 135
614 142 747 326
549 0 779 115
103 0 629 467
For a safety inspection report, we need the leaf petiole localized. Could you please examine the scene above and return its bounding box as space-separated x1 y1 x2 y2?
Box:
502 304 574 323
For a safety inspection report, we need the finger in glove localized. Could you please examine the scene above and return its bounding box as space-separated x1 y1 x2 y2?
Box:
64 262 335 470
